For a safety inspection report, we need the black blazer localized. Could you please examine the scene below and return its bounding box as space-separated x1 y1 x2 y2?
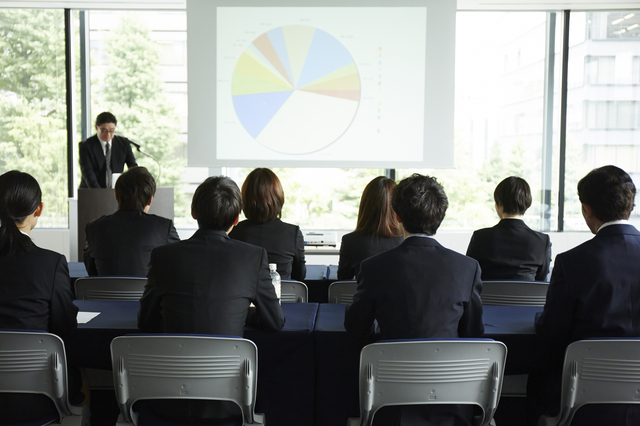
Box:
337 231 403 280
0 243 77 336
138 229 285 337
229 219 306 280
345 236 484 340
84 210 180 277
533 224 640 425
466 219 551 281
79 134 137 188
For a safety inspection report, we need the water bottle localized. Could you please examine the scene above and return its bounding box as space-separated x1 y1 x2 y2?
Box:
269 263 281 303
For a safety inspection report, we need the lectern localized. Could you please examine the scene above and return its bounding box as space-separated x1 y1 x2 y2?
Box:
77 188 174 261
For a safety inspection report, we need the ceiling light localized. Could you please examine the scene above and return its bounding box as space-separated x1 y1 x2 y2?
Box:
628 24 639 30
612 18 624 25
624 13 635 20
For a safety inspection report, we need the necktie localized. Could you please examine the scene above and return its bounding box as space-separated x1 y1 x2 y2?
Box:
105 142 112 188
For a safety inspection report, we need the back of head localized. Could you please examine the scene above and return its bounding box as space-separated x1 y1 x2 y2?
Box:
192 176 242 231
241 168 284 224
578 165 635 222
115 167 156 211
95 111 117 126
355 176 400 238
0 170 42 255
494 176 532 215
392 174 448 235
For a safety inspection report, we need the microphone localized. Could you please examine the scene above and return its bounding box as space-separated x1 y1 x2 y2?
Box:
122 136 162 182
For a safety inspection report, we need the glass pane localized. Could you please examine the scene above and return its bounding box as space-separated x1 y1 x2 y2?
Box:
565 10 640 231
88 11 190 218
398 11 562 232
0 9 68 227
225 168 385 230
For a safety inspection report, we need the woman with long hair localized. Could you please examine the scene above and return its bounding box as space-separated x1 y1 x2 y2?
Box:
338 176 404 280
229 168 306 280
0 170 77 333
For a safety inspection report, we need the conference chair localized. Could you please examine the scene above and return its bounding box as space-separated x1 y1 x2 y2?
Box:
0 330 90 425
328 280 358 304
281 280 308 303
539 338 640 426
348 339 507 426
111 335 264 426
481 280 549 306
74 277 147 300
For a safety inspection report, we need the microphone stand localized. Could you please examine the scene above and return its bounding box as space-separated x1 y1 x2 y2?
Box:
127 139 162 183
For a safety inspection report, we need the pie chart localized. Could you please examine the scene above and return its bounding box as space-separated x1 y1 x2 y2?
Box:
231 25 361 154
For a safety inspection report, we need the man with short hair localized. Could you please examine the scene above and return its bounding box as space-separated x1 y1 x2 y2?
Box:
84 166 179 276
530 165 640 425
138 175 285 336
345 173 484 426
79 111 137 188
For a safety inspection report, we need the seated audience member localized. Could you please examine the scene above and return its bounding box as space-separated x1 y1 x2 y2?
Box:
338 176 403 280
84 166 179 276
529 165 640 426
137 176 285 423
466 176 551 281
229 168 306 280
345 173 483 426
0 170 79 422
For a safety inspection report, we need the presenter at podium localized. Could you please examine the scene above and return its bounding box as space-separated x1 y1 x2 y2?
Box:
79 111 137 188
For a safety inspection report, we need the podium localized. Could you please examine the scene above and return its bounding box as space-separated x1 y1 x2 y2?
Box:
77 188 174 261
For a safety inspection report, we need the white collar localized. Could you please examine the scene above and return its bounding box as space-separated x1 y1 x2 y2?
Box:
405 233 435 239
597 219 633 233
19 230 30 237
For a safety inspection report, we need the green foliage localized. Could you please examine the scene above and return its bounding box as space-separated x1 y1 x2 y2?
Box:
92 13 186 214
0 10 68 226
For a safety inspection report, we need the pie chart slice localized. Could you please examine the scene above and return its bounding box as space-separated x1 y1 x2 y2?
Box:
231 25 360 154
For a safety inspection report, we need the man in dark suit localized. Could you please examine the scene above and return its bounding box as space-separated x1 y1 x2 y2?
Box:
79 111 137 188
345 174 484 426
529 165 640 426
84 166 179 276
466 176 551 281
138 175 285 336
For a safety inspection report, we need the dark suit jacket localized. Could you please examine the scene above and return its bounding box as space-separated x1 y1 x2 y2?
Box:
533 224 640 425
344 236 484 426
79 134 137 188
466 219 551 281
84 210 180 277
0 243 77 335
138 229 285 337
337 231 403 280
229 219 306 280
345 236 484 340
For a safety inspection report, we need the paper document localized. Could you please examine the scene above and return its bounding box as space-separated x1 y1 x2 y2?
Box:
77 311 100 324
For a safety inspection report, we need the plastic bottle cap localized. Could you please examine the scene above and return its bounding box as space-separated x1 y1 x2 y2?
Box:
268 263 277 271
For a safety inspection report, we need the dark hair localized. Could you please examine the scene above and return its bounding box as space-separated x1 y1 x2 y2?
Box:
241 168 284 224
391 174 448 235
0 171 42 255
192 176 242 231
355 176 400 238
115 167 156 211
578 165 636 222
95 111 117 127
494 176 532 215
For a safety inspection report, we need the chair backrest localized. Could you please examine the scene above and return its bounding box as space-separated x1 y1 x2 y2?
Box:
111 335 262 425
481 280 549 306
540 339 640 426
354 339 507 426
0 330 73 422
75 277 147 300
328 281 357 304
281 280 308 303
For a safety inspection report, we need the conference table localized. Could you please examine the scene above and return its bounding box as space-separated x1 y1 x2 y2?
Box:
313 303 542 426
67 300 542 426
69 300 318 426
